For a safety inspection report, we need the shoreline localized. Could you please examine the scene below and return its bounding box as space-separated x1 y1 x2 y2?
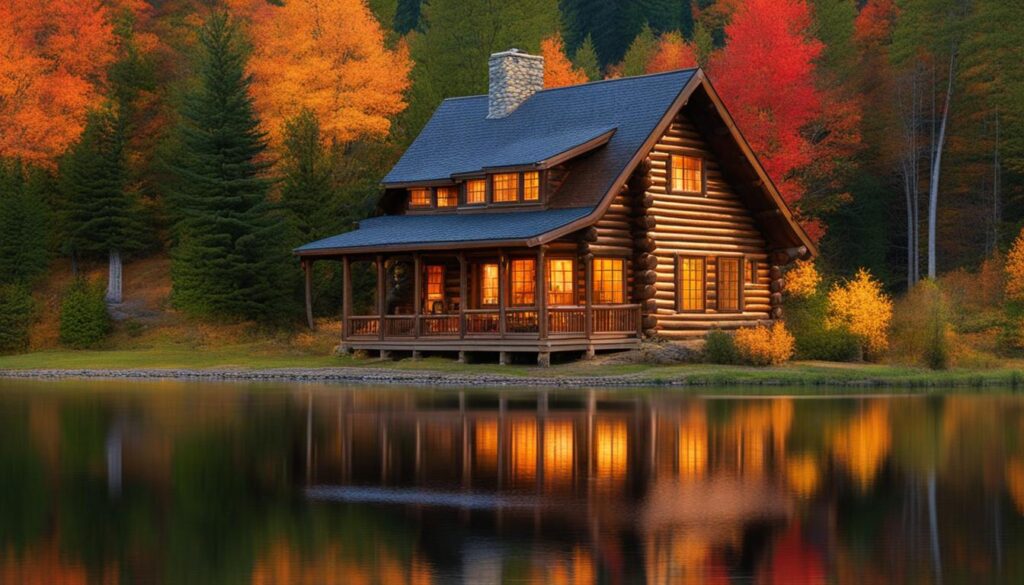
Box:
1 364 1022 389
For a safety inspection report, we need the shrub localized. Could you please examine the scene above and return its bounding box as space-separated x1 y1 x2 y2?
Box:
827 269 893 360
59 280 111 348
0 285 34 353
890 280 953 369
786 259 821 298
734 321 795 366
704 329 737 364
784 290 861 361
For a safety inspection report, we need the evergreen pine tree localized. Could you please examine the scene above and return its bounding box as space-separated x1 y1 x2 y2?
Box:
58 108 145 302
0 161 49 286
692 22 714 68
393 0 422 33
617 24 658 77
572 35 602 81
281 110 336 246
168 13 298 322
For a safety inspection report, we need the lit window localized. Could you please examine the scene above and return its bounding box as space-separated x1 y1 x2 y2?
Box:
747 259 758 284
593 258 624 304
511 258 536 305
492 173 519 203
671 155 702 193
523 171 540 201
678 256 705 312
436 186 457 207
409 187 431 207
466 179 486 204
425 265 444 301
480 263 499 305
547 258 574 305
717 257 741 311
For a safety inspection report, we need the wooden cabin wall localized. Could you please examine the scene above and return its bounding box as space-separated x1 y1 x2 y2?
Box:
640 109 772 339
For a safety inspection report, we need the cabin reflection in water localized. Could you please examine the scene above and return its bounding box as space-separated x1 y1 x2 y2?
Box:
303 391 811 583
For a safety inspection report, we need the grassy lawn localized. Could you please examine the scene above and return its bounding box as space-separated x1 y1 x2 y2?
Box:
1 342 1022 388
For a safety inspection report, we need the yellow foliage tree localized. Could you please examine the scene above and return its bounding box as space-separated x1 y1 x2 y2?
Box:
1006 228 1024 303
734 321 795 366
646 31 698 74
826 269 893 358
541 33 588 88
785 259 821 298
230 0 412 147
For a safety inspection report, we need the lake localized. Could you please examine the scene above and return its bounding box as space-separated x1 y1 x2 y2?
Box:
0 379 1021 584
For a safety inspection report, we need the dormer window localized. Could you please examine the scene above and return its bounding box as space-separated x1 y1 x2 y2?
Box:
409 187 431 207
466 179 486 205
523 171 540 201
436 186 458 208
670 155 704 194
492 173 519 203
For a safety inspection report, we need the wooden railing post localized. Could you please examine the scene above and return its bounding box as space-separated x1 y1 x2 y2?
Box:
537 246 548 340
376 255 385 340
458 252 467 339
413 253 422 338
341 255 352 342
498 250 507 338
584 254 594 340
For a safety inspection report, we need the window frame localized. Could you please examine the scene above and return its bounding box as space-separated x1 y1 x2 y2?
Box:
545 256 576 306
477 262 500 307
669 154 706 195
716 256 744 313
435 186 458 209
408 187 433 208
675 255 707 313
491 172 521 204
465 178 487 206
592 256 626 305
746 259 758 285
488 170 544 206
509 257 537 306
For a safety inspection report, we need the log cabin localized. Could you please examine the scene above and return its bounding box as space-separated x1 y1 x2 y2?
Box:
295 49 816 365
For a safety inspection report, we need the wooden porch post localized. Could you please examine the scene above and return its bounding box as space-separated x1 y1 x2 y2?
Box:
413 253 422 338
458 252 467 339
537 246 547 340
584 253 594 340
498 250 507 338
376 255 385 340
302 258 315 331
341 255 352 342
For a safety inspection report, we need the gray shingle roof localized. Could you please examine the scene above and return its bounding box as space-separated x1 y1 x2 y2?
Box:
382 69 696 209
295 207 592 254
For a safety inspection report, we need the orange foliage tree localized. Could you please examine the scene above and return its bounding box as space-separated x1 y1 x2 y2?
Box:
229 0 412 147
541 33 588 88
646 31 698 74
0 0 118 163
1006 228 1024 303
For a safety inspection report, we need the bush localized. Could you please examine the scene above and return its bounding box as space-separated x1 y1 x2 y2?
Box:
704 329 737 364
59 280 111 348
786 259 821 298
784 292 861 361
0 285 34 353
890 280 952 369
827 269 893 360
734 321 795 366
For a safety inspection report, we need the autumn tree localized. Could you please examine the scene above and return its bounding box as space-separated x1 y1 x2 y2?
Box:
541 34 588 88
229 0 412 148
0 0 118 162
827 269 893 359
646 31 698 74
167 13 297 321
1007 228 1024 303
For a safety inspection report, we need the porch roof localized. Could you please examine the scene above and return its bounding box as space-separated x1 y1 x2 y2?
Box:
294 207 592 256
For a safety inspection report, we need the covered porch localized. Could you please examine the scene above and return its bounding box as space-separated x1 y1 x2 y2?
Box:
302 246 641 365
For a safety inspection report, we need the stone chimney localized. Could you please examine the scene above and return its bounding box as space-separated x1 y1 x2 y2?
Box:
487 49 544 119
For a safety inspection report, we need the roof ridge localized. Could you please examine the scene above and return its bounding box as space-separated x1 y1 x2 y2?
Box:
439 68 699 103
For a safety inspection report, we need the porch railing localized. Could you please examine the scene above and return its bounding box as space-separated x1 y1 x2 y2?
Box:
345 304 640 341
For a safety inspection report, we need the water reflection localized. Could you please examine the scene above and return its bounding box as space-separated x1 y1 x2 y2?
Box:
0 380 1023 583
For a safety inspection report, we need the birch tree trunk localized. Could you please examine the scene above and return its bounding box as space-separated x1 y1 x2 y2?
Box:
927 50 956 280
106 249 122 304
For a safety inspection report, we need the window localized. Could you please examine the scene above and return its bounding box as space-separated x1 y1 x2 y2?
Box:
466 179 486 205
510 258 536 305
480 263 499 305
670 155 703 193
717 257 742 312
593 258 625 304
678 256 706 312
436 186 458 208
492 173 519 203
425 265 444 301
547 258 574 305
523 171 540 201
409 187 431 207
747 259 758 285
